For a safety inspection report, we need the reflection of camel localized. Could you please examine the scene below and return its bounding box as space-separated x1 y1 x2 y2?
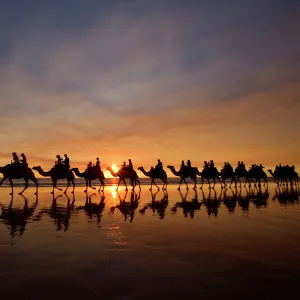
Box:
167 166 200 190
0 194 38 236
138 167 168 190
35 194 75 231
201 188 221 217
71 167 105 192
139 190 169 219
221 188 237 213
33 166 75 194
171 189 201 218
0 164 38 195
106 167 141 190
235 187 250 212
77 192 105 225
272 186 300 206
245 185 269 209
111 190 140 222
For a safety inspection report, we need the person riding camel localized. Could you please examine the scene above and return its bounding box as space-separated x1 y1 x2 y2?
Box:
88 162 92 168
241 161 245 169
187 160 192 168
203 161 208 170
180 160 185 171
96 157 101 169
56 155 63 167
20 153 28 167
12 152 20 164
128 159 133 170
122 161 126 168
63 154 70 169
209 160 215 169
156 159 163 170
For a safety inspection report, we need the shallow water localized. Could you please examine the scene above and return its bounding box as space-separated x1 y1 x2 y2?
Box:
0 183 299 299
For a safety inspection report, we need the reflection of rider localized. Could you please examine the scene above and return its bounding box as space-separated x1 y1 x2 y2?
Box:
63 154 70 169
128 159 133 170
20 153 28 167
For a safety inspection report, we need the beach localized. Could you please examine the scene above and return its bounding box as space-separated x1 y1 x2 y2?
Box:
0 182 299 299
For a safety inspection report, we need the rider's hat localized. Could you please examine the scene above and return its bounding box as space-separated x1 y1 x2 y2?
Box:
12 152 16 155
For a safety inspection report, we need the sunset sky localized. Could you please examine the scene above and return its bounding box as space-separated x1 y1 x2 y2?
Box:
0 0 299 177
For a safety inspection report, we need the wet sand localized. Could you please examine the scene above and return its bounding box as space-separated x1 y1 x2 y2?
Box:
0 183 299 299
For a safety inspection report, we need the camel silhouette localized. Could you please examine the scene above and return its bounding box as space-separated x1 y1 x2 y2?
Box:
167 165 200 190
268 168 298 186
138 166 168 190
0 164 38 195
71 167 105 192
199 167 222 189
32 166 75 194
219 166 236 188
106 166 141 190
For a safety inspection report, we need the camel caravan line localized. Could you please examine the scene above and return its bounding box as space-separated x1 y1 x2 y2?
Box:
0 154 298 195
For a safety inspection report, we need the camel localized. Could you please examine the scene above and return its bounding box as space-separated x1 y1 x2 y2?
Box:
167 165 200 190
0 164 38 195
219 166 236 187
32 166 75 194
71 167 105 192
234 168 251 187
106 166 141 190
199 167 222 189
137 166 167 190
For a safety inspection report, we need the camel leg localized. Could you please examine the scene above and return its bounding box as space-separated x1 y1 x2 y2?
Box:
8 178 14 195
199 177 204 189
84 179 88 193
208 178 211 189
89 179 96 190
64 180 70 194
212 178 216 189
136 178 141 190
0 176 7 187
51 180 55 194
153 179 159 191
183 178 188 190
150 179 153 190
178 178 183 190
123 179 128 191
192 176 197 189
19 179 29 195
72 180 75 193
32 177 38 194
116 178 122 190
98 178 104 192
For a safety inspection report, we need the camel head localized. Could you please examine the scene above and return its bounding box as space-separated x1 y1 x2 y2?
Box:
167 165 174 169
137 167 143 171
32 166 41 171
106 167 111 170
71 168 78 171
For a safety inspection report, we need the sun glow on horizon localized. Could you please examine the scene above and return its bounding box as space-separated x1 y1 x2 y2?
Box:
111 164 119 173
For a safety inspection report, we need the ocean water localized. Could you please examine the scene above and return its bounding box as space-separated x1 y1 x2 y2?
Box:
0 182 299 299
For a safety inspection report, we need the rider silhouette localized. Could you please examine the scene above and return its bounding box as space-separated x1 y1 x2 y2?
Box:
128 159 133 170
203 161 208 169
12 152 20 164
122 161 126 168
63 154 70 169
187 160 192 168
209 160 214 169
96 157 100 167
20 153 28 167
56 155 63 167
156 159 163 170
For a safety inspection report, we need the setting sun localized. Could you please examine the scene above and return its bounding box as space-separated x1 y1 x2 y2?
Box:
111 164 119 173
